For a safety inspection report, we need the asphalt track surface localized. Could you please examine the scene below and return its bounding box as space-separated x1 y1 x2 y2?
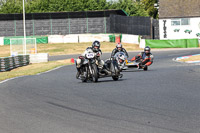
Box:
0 49 200 133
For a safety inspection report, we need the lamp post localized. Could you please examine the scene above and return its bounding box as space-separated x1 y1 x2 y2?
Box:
23 0 26 55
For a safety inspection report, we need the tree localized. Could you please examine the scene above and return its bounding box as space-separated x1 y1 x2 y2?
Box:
0 0 23 13
108 0 148 16
0 0 148 17
141 0 158 18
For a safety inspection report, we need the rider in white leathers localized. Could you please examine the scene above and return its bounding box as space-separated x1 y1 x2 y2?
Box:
76 41 108 79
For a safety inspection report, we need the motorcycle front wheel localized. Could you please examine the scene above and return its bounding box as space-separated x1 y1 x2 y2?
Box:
81 68 88 82
91 63 98 82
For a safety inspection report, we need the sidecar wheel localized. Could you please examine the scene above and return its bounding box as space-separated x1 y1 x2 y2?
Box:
112 76 119 81
143 65 148 71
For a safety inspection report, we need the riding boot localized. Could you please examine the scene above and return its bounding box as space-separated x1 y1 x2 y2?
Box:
102 68 112 75
98 68 106 76
137 63 142 69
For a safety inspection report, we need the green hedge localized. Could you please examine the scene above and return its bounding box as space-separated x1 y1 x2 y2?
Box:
145 38 199 48
4 36 48 45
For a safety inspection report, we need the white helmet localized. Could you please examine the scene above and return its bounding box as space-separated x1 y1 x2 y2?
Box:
117 54 125 64
116 43 122 48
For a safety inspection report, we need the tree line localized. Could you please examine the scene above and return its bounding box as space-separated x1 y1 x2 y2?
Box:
0 0 158 18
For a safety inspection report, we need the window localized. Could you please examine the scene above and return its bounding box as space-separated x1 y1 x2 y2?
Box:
171 19 180 26
171 18 190 26
181 18 190 25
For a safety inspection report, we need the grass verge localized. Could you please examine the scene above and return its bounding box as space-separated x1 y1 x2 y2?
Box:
37 42 142 56
178 55 200 62
0 59 72 81
0 42 142 57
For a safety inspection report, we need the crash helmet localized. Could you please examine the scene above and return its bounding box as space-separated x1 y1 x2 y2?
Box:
116 43 122 51
92 40 100 52
118 53 125 64
144 46 151 54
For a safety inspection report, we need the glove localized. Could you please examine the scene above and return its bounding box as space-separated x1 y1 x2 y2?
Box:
79 56 84 59
96 53 100 57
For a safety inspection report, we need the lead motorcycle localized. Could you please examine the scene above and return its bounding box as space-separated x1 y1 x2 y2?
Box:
78 51 99 82
77 51 123 82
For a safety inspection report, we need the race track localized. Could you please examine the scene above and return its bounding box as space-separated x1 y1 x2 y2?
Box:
0 49 200 133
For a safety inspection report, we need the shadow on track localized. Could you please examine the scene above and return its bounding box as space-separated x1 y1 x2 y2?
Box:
77 78 126 84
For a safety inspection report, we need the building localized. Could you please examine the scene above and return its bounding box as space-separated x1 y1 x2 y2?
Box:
158 0 200 40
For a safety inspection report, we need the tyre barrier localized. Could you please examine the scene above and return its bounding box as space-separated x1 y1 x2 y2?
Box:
0 55 30 72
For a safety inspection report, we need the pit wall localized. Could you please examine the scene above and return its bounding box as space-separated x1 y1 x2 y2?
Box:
0 34 141 45
1 34 198 49
48 34 141 44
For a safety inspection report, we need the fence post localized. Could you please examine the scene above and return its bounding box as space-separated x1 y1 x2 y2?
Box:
104 11 107 34
14 14 16 36
50 14 52 35
32 14 35 36
150 18 153 39
68 13 70 34
86 11 88 33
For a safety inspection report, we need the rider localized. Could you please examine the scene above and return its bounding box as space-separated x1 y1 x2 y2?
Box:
130 46 154 69
76 40 109 78
111 43 129 58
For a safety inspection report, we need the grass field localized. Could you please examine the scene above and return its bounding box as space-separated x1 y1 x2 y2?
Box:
0 42 142 57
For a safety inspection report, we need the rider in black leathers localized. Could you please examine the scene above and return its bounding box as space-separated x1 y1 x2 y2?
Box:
111 43 129 58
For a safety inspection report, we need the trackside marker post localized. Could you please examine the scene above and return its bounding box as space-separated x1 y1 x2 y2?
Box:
70 58 75 63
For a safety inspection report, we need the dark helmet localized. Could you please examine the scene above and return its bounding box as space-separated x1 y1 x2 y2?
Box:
144 46 151 54
92 40 100 52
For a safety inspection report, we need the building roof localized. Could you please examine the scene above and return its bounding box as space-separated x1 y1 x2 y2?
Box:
0 9 128 20
159 0 200 19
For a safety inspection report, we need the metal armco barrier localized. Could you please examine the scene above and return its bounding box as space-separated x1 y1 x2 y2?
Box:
0 55 30 72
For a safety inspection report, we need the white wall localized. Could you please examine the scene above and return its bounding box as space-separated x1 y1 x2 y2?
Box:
30 53 49 63
121 34 140 44
79 34 110 43
48 34 111 44
159 17 200 40
0 37 4 45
